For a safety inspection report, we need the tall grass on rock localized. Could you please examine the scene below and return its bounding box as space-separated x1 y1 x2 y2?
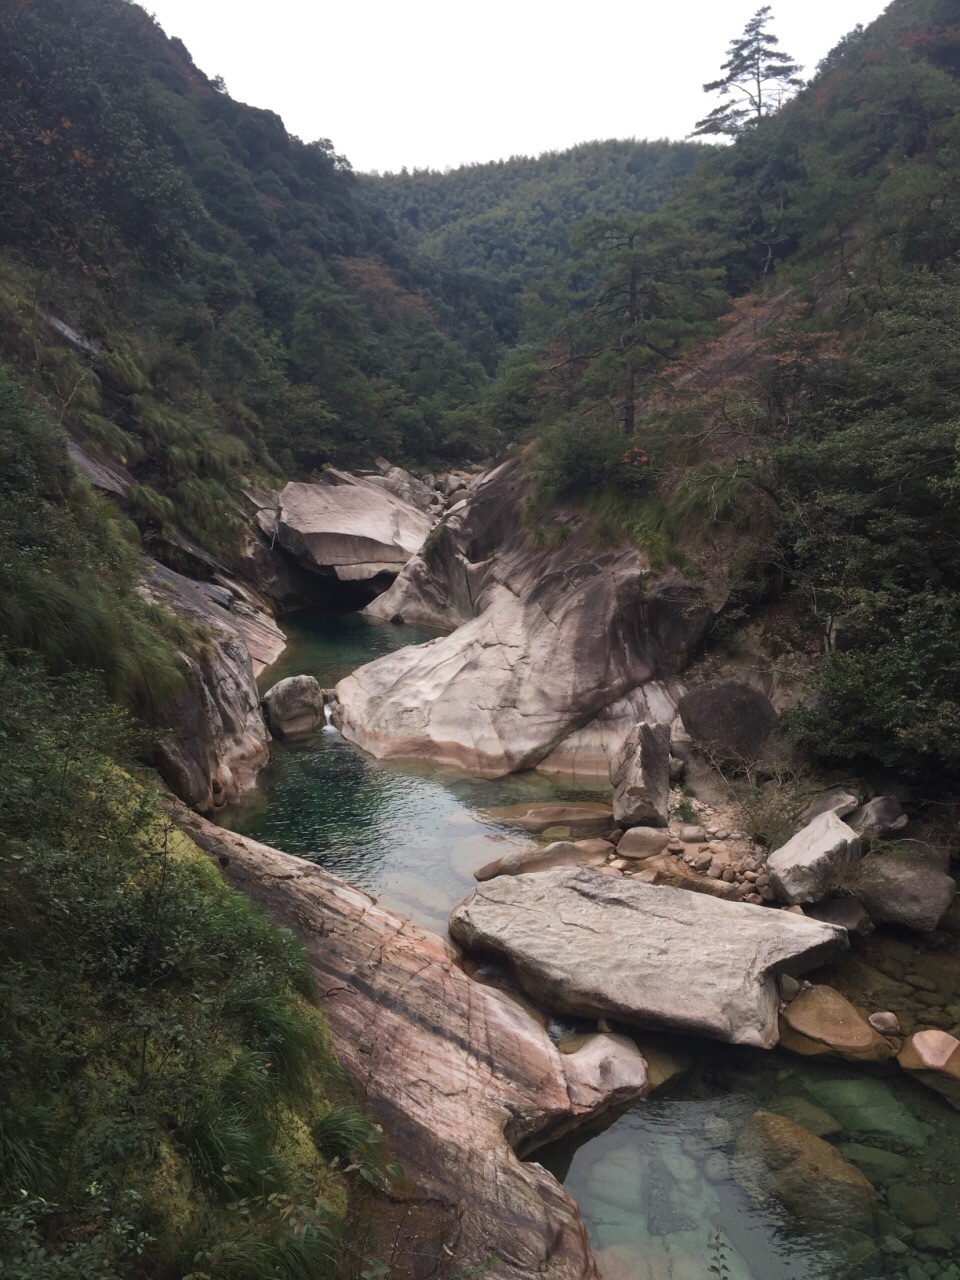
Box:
0 365 183 717
0 658 358 1278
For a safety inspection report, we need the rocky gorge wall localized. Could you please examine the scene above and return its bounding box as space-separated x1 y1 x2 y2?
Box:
336 458 714 777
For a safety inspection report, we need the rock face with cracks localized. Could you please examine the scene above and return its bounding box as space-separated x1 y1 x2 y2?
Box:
173 808 651 1280
140 560 276 812
338 459 712 776
610 722 670 828
450 868 847 1048
258 470 433 583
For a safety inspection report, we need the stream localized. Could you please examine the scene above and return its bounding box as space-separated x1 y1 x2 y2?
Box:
222 608 960 1280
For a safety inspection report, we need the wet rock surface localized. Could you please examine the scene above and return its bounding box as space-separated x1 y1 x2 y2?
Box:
777 984 894 1063
735 1110 876 1234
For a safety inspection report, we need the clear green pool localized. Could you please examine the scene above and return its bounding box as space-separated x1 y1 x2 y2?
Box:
223 607 960 1279
221 607 603 931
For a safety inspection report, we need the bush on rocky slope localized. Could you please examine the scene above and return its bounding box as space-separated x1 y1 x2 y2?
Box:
0 657 382 1278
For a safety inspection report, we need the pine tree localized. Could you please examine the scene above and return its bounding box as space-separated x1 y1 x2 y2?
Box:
692 7 803 137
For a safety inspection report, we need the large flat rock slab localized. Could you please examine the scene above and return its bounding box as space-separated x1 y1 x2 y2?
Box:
260 470 433 582
450 868 847 1049
175 808 650 1280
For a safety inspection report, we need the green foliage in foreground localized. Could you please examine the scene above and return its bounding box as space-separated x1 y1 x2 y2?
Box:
0 657 382 1278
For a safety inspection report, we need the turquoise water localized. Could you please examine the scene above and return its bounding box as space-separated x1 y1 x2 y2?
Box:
222 607 603 930
224 608 960 1278
538 1032 960 1279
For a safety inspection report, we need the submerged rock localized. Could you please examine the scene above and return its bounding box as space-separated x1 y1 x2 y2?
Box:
767 811 861 904
481 802 613 833
778 984 893 1063
449 868 847 1048
175 808 648 1280
735 1110 876 1234
769 1095 843 1138
804 1077 931 1150
839 1143 909 1185
473 839 610 881
610 722 670 828
262 674 325 737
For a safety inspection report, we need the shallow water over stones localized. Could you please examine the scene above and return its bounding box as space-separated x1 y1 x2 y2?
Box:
223 609 960 1277
538 1033 960 1278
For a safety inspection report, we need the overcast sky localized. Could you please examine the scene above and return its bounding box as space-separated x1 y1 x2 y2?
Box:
140 0 890 174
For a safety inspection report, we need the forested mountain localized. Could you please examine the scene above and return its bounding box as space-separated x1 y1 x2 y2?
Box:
449 0 960 781
4 0 960 1272
364 140 706 285
0 0 510 540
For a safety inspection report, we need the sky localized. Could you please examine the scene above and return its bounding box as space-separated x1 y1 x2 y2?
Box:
140 0 891 174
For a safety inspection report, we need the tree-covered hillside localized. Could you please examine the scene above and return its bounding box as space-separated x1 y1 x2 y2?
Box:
476 0 960 780
364 140 707 287
0 0 512 556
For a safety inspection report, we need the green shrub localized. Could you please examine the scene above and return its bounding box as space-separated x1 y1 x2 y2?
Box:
534 416 656 503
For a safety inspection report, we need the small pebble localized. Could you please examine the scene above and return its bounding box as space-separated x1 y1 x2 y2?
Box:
869 1011 901 1036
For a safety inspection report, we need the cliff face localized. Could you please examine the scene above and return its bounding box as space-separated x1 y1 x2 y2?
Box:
336 459 713 777
141 561 282 812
